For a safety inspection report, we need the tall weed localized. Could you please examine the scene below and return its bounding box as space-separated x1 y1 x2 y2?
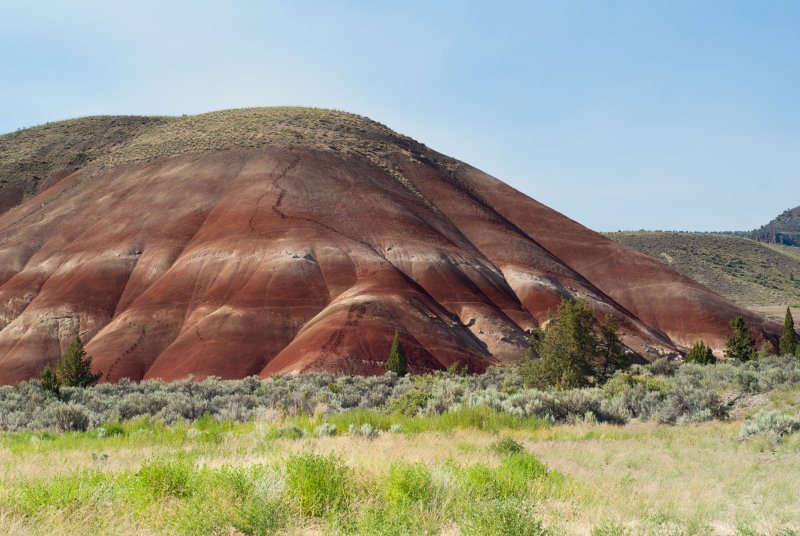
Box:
284 452 350 516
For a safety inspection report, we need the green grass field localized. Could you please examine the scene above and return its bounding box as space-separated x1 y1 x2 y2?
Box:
1 405 799 536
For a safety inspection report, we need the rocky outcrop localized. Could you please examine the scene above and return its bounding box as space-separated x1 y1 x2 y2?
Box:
751 206 800 246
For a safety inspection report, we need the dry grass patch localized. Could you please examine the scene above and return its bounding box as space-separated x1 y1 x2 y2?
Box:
529 421 800 534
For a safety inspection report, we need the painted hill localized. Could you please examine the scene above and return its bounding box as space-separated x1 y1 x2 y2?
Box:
750 205 800 246
0 108 781 383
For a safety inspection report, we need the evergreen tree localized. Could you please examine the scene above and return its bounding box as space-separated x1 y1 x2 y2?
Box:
724 317 757 361
40 364 61 394
684 340 716 364
779 307 797 356
520 298 629 389
56 336 102 387
385 331 408 376
594 314 631 383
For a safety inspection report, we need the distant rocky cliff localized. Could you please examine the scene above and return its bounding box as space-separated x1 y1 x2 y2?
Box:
751 206 800 246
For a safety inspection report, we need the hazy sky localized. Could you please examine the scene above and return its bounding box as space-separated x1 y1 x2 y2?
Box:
1 1 798 232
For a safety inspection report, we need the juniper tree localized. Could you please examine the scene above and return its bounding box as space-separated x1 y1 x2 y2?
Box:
385 331 408 376
520 297 629 389
594 314 631 383
724 316 757 362
40 364 61 394
779 307 797 356
684 340 716 365
56 336 102 387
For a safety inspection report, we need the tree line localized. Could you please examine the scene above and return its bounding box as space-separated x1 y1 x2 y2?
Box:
40 301 799 395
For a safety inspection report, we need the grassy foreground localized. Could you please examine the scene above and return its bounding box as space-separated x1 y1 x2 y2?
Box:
1 407 799 536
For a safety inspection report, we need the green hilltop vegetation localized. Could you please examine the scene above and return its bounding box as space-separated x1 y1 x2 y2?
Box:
605 231 800 309
0 107 445 216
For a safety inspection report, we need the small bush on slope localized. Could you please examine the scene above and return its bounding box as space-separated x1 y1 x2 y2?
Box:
739 409 800 443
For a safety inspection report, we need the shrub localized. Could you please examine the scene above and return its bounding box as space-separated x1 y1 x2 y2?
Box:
598 397 632 424
43 402 89 432
7 353 800 432
734 369 761 393
360 423 378 438
273 423 306 439
284 453 350 516
236 495 289 535
136 457 196 499
383 461 436 505
593 520 631 536
314 423 337 437
648 357 679 376
344 422 378 437
446 361 468 375
462 498 546 536
604 372 668 398
491 436 525 456
758 340 776 359
606 382 664 421
659 378 726 424
387 390 433 416
739 409 800 443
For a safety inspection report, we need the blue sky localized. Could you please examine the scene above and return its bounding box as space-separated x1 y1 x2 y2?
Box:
1 1 798 232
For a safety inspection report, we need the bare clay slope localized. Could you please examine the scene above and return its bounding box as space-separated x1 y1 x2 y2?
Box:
0 108 781 383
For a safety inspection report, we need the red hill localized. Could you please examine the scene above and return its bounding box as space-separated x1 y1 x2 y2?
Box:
0 108 780 383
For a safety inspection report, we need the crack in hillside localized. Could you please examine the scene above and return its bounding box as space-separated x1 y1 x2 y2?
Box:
248 155 300 231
